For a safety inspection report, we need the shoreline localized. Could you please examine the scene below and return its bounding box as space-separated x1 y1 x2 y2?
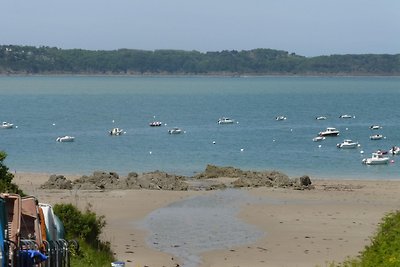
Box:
14 172 400 267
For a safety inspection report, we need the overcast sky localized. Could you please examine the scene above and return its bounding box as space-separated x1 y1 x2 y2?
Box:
2 0 399 56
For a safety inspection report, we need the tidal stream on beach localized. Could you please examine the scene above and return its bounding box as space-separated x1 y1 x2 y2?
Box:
139 189 285 267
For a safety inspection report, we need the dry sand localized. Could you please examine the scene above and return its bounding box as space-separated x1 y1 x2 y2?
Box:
14 172 400 267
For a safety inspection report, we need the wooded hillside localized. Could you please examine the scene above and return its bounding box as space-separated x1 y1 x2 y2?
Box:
0 45 399 75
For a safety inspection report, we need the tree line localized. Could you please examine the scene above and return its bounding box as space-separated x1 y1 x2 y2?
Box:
0 45 399 75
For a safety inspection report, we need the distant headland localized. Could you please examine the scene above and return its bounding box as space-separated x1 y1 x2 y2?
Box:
0 45 399 76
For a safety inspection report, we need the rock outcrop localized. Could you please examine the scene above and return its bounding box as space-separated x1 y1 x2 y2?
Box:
40 165 313 191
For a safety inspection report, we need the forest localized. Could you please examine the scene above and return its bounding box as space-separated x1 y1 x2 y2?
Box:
0 45 399 75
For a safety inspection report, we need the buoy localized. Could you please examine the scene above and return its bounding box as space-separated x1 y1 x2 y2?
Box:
360 150 364 154
391 160 394 163
52 123 56 126
290 129 293 132
346 128 348 130
149 151 152 154
240 148 244 152
318 145 322 148
212 141 216 144
15 126 18 129
112 120 115 123
273 139 275 142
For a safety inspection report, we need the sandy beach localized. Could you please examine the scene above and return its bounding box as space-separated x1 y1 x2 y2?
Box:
14 172 400 267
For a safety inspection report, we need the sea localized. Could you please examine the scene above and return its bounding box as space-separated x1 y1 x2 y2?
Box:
1 75 400 180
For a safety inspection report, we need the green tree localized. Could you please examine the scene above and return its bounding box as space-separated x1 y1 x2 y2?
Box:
0 151 23 194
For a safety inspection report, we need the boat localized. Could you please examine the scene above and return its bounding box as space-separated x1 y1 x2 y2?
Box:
168 127 182 134
312 136 325 142
56 135 75 142
337 139 360 149
149 121 163 127
0 121 13 129
370 125 382 130
109 128 124 136
315 116 327 120
339 114 354 119
362 152 390 165
218 117 235 124
389 146 400 155
318 127 340 137
370 134 384 140
275 116 287 121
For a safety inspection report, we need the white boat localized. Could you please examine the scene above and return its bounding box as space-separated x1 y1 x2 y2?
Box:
312 136 325 142
168 127 182 134
362 152 390 165
370 125 382 130
275 116 287 121
149 121 162 127
389 146 400 155
56 135 75 142
218 117 235 124
315 116 327 120
339 114 354 119
109 128 124 136
0 121 14 129
370 134 384 140
337 139 360 149
318 127 340 137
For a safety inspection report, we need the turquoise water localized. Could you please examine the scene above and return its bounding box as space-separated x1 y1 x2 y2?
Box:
1 76 400 179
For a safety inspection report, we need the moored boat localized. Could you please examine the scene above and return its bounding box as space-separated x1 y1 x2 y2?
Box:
275 116 287 121
312 136 325 142
337 139 360 149
370 125 382 130
339 114 354 119
0 121 13 129
168 127 182 134
370 134 384 140
56 135 75 142
315 116 327 120
318 127 340 137
218 117 235 124
149 121 163 127
362 152 390 165
109 128 124 136
389 146 400 155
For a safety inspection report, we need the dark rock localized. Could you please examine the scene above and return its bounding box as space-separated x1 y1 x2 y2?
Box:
40 175 73 190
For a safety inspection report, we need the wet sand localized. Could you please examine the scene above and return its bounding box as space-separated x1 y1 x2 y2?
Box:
15 172 400 267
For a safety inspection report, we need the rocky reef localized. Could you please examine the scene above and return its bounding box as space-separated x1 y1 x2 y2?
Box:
40 165 313 191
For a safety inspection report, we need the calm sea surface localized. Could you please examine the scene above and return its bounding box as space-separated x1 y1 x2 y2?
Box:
1 76 399 179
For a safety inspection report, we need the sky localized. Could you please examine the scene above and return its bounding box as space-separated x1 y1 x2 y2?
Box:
1 0 399 57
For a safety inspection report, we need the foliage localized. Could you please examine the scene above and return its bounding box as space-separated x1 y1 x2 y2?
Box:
53 203 106 245
1 45 399 75
53 203 114 265
0 151 24 194
328 210 400 267
69 238 114 267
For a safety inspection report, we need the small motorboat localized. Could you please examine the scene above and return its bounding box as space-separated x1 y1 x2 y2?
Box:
56 135 75 142
369 125 382 130
389 146 400 155
0 121 14 129
370 134 384 140
109 128 124 136
339 114 354 119
362 152 389 165
337 139 360 149
168 127 182 134
318 127 340 137
315 116 327 120
275 116 287 121
312 136 325 142
149 121 163 127
218 117 235 124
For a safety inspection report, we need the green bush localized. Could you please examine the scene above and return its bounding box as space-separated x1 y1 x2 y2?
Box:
330 210 400 267
0 151 24 195
53 203 115 265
